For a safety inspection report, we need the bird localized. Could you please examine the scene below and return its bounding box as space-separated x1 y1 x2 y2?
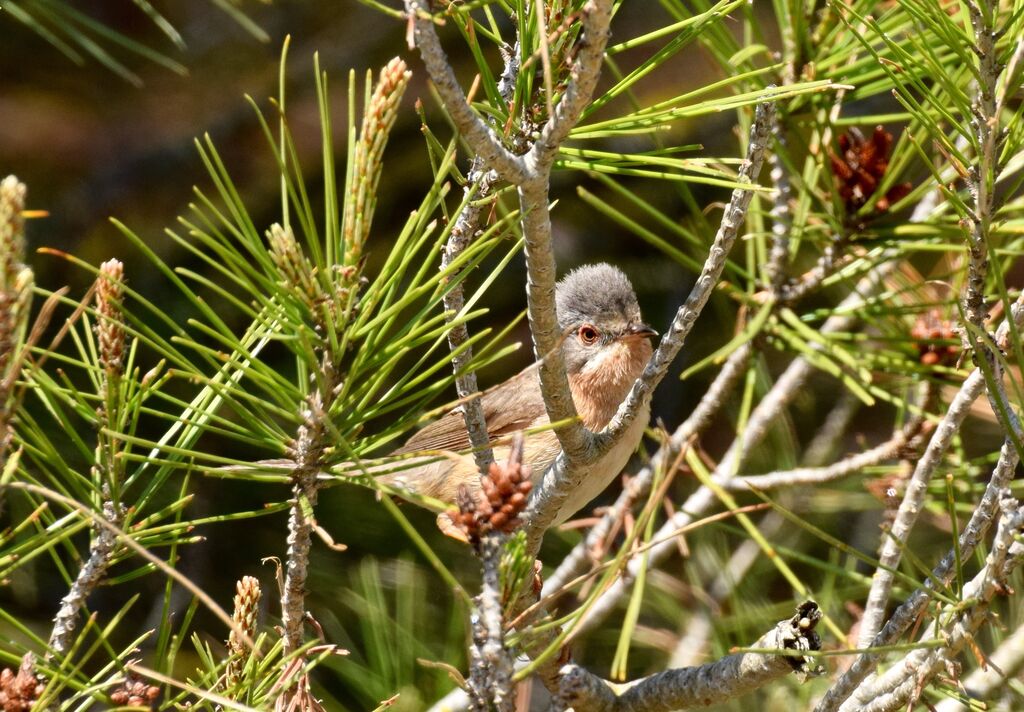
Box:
377 262 656 534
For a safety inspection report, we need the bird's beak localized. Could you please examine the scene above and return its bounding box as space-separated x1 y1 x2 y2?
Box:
624 323 658 339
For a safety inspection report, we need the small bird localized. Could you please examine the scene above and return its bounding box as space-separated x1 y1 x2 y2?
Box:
380 263 656 533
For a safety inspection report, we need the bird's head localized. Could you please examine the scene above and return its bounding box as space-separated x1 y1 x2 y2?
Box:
555 264 656 404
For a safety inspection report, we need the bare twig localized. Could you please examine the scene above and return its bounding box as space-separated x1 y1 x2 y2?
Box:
721 426 915 492
558 601 822 712
524 99 777 554
839 495 1024 712
935 613 1024 711
48 501 121 657
470 534 513 712
404 1 527 184
815 433 1022 712
856 369 986 646
281 394 327 654
442 165 498 469
541 341 755 599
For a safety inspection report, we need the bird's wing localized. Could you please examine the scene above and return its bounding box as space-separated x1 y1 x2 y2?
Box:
392 367 548 455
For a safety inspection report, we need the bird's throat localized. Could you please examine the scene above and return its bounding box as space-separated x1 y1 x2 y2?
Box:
568 339 652 430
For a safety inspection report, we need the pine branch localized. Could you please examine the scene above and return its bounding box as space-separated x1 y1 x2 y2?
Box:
558 602 822 712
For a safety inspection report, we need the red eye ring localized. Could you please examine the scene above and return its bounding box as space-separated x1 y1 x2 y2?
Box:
578 325 600 345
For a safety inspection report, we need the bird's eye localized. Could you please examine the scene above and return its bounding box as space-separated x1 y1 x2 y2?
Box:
578 325 600 345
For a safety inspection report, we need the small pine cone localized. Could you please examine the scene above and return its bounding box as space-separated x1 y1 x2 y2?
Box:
482 438 532 535
911 309 958 367
95 259 126 375
829 126 912 220
110 672 159 709
0 653 43 712
453 436 534 543
454 483 489 544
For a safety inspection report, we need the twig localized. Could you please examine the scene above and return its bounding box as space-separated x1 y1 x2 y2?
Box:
934 613 1024 711
598 101 776 452
855 369 986 646
404 1 527 184
6 481 248 649
281 394 327 654
407 0 616 465
442 164 498 469
48 501 120 657
778 237 849 304
279 58 408 662
48 260 127 658
541 341 754 599
516 0 617 464
469 534 513 712
721 427 914 492
523 99 777 554
525 0 613 170
815 434 1022 712
558 601 822 712
960 0 1000 351
838 495 1024 712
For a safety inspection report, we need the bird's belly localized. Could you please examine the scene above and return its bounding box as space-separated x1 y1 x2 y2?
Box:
553 403 651 525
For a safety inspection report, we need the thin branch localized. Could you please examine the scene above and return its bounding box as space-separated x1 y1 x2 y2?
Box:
935 614 1024 711
721 426 914 492
48 501 120 657
516 0 617 464
598 100 776 451
48 260 127 658
839 495 1024 712
856 368 986 646
280 393 327 654
541 341 754 599
778 237 849 305
442 164 498 468
404 0 528 184
466 532 514 712
526 0 614 171
573 262 896 635
558 601 822 712
5 481 248 649
523 99 777 553
516 177 588 460
815 434 1022 712
961 0 999 347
